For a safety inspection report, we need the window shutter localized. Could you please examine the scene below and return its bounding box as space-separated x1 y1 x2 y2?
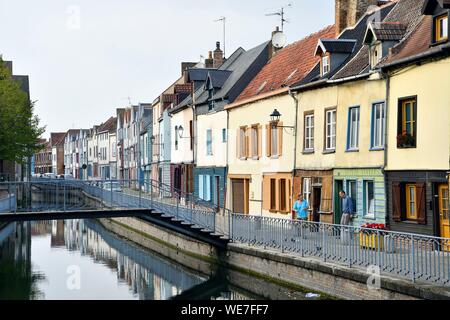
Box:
206 175 211 201
236 128 241 159
258 125 262 159
392 183 402 222
199 175 204 199
416 183 427 225
248 127 253 158
262 176 271 211
245 127 250 158
278 121 283 157
266 124 271 157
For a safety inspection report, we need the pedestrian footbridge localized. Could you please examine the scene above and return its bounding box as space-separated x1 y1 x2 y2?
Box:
0 179 231 249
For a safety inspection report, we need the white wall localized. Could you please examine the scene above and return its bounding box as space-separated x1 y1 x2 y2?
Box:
171 108 193 164
196 110 227 168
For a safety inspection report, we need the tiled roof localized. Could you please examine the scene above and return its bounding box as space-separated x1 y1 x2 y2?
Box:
379 15 450 67
97 116 117 134
50 132 66 146
332 0 426 80
235 25 336 102
370 22 407 41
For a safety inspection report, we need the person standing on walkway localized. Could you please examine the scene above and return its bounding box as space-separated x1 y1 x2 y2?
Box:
293 194 309 221
339 191 354 244
339 191 354 225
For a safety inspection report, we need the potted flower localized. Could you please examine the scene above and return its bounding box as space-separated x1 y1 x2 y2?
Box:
360 223 387 250
397 131 416 148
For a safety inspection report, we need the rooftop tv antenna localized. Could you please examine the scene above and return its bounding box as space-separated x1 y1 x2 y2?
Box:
265 3 292 32
214 16 226 58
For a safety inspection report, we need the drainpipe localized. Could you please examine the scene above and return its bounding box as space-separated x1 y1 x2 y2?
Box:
381 69 390 227
289 88 299 212
225 107 230 211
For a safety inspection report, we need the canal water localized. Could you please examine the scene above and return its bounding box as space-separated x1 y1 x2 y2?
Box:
0 220 324 300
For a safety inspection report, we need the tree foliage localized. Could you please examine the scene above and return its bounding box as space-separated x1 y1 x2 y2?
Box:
0 58 45 164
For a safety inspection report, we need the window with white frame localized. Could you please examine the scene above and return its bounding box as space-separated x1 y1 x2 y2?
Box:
206 129 213 156
364 181 375 218
348 107 360 150
347 180 357 214
322 55 330 75
302 178 311 203
198 175 211 201
304 114 314 151
325 109 336 150
372 102 386 149
251 125 259 158
222 129 227 143
270 124 278 156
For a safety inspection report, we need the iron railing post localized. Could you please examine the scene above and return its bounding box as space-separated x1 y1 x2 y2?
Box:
139 180 142 208
151 180 154 209
411 235 416 283
111 178 113 208
63 184 66 212
281 220 284 253
323 224 327 262
56 182 59 210
176 192 179 219
8 183 11 212
348 226 353 267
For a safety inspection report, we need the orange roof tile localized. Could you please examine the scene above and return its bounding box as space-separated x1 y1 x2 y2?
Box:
235 25 336 103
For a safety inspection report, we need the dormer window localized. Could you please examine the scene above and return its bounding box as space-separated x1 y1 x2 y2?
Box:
435 14 448 42
322 55 330 76
369 42 382 69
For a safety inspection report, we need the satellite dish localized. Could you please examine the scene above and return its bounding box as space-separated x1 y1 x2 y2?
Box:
272 31 286 49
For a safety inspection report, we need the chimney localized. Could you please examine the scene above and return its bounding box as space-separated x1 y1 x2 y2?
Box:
335 0 380 36
205 51 214 69
269 26 284 59
213 41 224 68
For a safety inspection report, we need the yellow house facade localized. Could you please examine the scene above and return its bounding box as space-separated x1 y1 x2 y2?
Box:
384 56 450 238
226 90 296 218
293 75 387 226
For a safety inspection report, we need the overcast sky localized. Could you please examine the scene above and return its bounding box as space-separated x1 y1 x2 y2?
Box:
0 0 334 138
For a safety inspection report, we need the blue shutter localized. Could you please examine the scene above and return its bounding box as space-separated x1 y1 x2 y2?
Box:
206 175 211 201
199 175 204 199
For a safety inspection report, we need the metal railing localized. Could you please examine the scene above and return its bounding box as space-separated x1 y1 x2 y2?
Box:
0 178 231 239
2 178 449 286
231 214 450 286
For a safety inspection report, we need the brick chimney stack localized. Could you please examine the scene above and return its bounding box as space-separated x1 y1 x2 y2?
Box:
335 0 380 36
213 41 224 68
205 51 214 69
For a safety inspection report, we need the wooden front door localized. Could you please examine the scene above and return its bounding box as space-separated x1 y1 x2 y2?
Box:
232 179 248 214
439 185 449 249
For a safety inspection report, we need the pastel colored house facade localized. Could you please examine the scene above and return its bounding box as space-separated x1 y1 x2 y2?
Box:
381 0 450 238
191 41 270 208
226 25 336 217
290 0 424 227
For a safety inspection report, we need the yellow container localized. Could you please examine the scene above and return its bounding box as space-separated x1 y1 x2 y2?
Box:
360 233 384 251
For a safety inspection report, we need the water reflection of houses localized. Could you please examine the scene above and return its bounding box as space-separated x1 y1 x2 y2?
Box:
0 222 44 299
61 219 207 300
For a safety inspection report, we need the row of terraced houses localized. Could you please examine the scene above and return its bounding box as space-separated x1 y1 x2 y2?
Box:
43 0 450 239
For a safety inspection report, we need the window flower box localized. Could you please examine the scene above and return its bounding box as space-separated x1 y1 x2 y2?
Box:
359 224 387 251
397 132 415 148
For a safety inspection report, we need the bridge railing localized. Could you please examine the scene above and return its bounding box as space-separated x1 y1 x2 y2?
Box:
78 179 230 238
231 213 450 286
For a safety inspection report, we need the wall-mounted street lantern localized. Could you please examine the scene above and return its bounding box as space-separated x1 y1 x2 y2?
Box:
270 109 295 131
150 135 163 146
177 125 191 139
